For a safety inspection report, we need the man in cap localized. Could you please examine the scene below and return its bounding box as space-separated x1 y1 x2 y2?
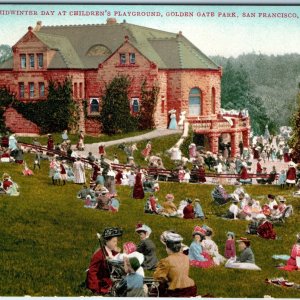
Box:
86 227 123 295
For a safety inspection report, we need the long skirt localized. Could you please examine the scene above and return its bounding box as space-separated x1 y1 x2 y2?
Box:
190 252 215 268
133 183 145 199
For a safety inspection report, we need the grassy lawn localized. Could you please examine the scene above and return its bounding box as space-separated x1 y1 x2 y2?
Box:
105 134 182 169
16 129 153 146
0 156 299 297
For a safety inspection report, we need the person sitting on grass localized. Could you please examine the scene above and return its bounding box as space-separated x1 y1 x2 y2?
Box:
108 194 120 213
201 225 226 265
161 194 178 217
86 227 123 295
225 237 261 270
189 226 214 268
77 185 93 199
135 223 158 270
176 199 188 218
278 233 300 271
95 188 110 210
194 198 205 219
22 161 34 176
144 194 162 214
121 257 146 297
224 232 236 260
154 230 197 297
183 198 194 219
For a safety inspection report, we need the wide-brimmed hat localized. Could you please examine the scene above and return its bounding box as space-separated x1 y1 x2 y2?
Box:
135 223 152 235
277 196 286 202
192 226 207 237
186 198 193 204
237 237 250 243
102 227 123 239
288 161 296 167
160 230 183 244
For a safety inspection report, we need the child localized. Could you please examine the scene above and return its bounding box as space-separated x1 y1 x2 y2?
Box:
52 167 61 185
135 223 158 270
60 161 67 185
33 151 41 170
22 161 34 176
194 199 205 219
224 232 236 259
123 257 146 297
178 166 185 183
118 242 145 277
278 169 286 189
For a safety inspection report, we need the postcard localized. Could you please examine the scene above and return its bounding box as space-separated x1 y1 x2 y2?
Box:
0 2 299 299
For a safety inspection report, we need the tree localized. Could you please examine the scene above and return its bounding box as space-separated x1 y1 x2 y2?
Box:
221 61 276 135
289 88 300 162
0 87 14 133
100 75 137 135
0 44 12 64
138 79 160 130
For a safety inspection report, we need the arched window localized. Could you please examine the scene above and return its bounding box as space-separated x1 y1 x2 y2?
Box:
189 87 201 116
211 87 216 114
90 98 99 113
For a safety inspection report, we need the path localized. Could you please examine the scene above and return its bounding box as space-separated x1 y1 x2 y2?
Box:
79 128 182 157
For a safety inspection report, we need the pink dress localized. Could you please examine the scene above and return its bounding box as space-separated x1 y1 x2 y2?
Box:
178 170 185 182
224 239 236 259
279 244 300 271
141 143 151 158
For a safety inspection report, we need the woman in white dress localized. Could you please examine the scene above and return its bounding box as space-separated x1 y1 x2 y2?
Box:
73 158 86 184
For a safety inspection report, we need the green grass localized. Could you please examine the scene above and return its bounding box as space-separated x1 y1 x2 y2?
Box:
0 155 299 297
105 134 182 169
16 130 152 145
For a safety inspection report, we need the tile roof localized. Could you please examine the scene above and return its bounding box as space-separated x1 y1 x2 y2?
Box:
0 21 220 70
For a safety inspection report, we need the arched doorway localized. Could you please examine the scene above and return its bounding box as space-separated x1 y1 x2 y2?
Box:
189 87 201 116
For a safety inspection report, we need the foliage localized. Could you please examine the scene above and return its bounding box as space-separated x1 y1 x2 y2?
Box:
289 89 300 162
220 60 276 135
100 75 137 135
0 44 12 64
12 78 77 134
180 124 194 157
0 87 15 133
0 156 299 297
137 80 160 130
211 53 300 128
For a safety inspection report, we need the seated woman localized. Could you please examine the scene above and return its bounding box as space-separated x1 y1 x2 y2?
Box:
183 198 194 219
161 194 178 217
109 195 120 212
86 227 123 295
176 199 188 218
154 230 197 297
194 199 205 219
143 176 155 193
201 226 226 266
189 226 214 268
144 194 162 214
22 161 34 176
135 223 158 270
279 233 300 271
225 237 261 270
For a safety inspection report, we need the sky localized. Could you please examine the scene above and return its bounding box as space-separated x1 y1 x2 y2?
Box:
0 4 299 57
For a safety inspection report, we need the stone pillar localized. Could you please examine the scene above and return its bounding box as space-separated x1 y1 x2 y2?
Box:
230 132 240 157
242 129 250 148
209 132 220 154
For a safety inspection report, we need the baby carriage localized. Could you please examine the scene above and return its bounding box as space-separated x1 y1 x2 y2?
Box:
108 260 160 297
211 185 232 205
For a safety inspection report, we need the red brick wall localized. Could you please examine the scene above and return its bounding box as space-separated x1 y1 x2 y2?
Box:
4 107 40 134
166 69 222 121
85 118 101 135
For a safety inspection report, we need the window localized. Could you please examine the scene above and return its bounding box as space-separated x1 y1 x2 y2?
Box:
129 53 136 64
119 53 126 65
37 54 43 68
189 87 201 116
20 54 26 69
39 82 45 97
132 97 139 113
74 83 78 98
90 98 99 113
29 54 34 68
29 82 34 98
211 87 216 114
19 82 24 98
79 82 83 98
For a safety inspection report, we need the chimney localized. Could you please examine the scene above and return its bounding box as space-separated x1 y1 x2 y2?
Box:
34 21 42 32
124 35 129 42
28 26 33 32
177 30 183 37
106 18 117 25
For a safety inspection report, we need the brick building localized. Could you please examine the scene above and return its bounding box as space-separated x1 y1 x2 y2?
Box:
0 18 250 156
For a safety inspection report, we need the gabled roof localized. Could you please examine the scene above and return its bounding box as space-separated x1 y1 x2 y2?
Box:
0 21 220 70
